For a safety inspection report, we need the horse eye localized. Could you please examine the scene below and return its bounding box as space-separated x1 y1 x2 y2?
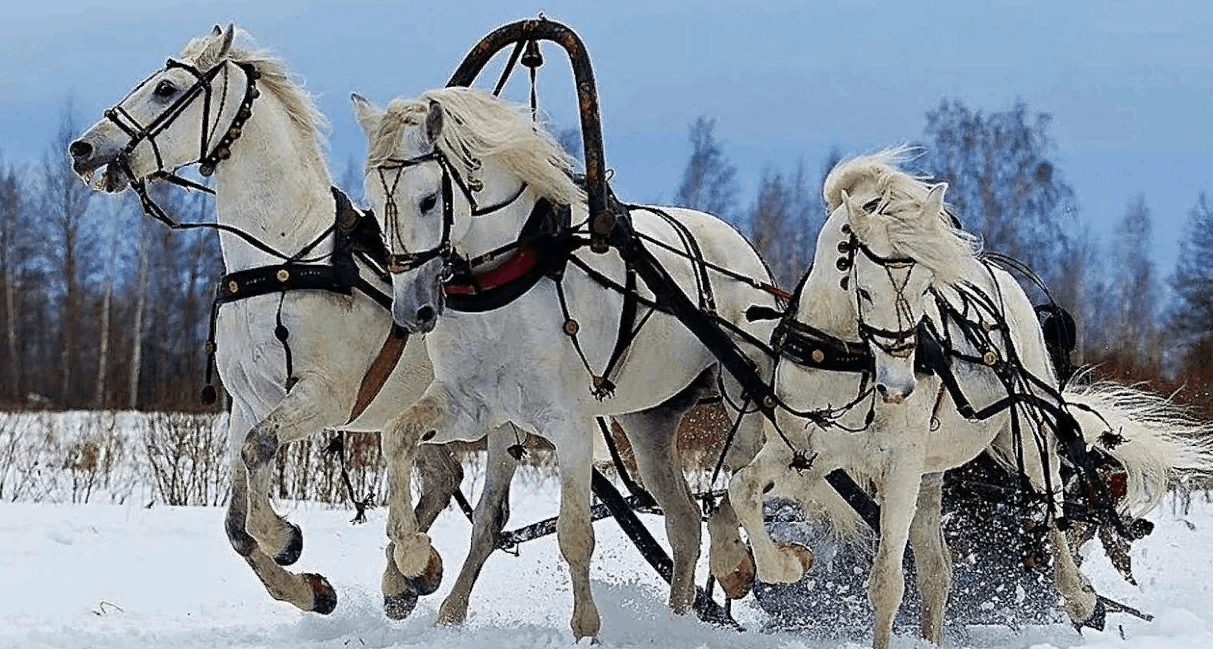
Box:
863 199 881 213
154 80 178 98
419 193 438 213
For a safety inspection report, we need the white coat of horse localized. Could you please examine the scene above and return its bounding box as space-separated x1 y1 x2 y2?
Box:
352 88 775 640
68 24 484 616
729 150 1213 649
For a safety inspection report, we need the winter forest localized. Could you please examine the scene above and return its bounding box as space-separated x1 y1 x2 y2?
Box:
2 97 1211 416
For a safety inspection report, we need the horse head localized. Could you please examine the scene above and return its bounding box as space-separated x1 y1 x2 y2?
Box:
69 24 255 192
353 88 583 333
822 150 975 405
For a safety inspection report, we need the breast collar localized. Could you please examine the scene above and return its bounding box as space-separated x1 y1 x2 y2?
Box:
442 195 574 313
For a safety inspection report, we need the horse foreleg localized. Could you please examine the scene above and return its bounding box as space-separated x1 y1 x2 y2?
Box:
241 376 347 565
617 410 702 614
907 472 951 645
225 404 337 614
728 438 806 586
870 468 921 649
438 424 519 626
555 432 600 641
381 389 453 619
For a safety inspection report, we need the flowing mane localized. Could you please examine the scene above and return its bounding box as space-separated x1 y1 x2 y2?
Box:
367 88 584 208
180 28 329 151
824 147 981 286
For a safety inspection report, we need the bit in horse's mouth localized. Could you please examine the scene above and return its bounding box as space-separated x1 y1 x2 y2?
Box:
79 162 131 193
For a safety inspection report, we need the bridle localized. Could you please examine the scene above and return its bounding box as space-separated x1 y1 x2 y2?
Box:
836 215 924 359
103 57 260 227
373 146 528 275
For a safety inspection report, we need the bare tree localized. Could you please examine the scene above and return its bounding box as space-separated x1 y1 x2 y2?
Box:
0 154 23 402
674 116 738 222
1170 193 1213 364
921 99 1078 282
1107 195 1160 364
129 216 150 410
42 100 95 406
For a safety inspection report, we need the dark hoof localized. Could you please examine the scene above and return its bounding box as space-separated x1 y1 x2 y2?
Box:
404 546 444 596
274 522 304 566
384 590 419 620
302 573 337 615
1074 598 1107 633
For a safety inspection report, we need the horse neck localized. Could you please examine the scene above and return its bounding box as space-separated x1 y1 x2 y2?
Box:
211 90 333 272
453 161 536 266
796 224 860 341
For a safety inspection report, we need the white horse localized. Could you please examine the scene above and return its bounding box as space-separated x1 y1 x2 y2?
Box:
68 24 490 616
351 88 776 640
729 150 1213 649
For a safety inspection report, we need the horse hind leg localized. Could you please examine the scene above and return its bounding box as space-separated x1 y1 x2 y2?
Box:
908 472 952 645
414 442 465 531
438 424 520 625
615 407 703 615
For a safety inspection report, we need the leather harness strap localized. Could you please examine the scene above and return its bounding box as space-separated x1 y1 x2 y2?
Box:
347 328 410 423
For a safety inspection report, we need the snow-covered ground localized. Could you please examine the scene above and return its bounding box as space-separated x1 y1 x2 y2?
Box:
1 473 1210 649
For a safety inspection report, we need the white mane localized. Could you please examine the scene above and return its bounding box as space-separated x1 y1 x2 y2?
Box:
180 28 329 152
367 88 585 208
824 147 982 286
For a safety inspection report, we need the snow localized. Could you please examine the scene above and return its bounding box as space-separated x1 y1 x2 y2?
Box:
0 474 1210 649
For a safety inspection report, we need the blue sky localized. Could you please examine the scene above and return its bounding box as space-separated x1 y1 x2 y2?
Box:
3 1 1210 273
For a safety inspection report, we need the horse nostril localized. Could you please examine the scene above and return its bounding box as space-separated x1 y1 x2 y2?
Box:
69 140 93 160
416 305 435 323
876 384 888 396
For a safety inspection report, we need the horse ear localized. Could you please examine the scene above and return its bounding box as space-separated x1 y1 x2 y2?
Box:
350 93 383 140
424 100 444 145
198 23 235 68
921 183 947 220
217 24 236 59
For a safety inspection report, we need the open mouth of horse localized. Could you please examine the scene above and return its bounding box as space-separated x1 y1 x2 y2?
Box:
75 159 132 194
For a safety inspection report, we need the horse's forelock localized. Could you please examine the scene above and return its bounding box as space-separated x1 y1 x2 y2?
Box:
367 88 584 208
827 147 980 285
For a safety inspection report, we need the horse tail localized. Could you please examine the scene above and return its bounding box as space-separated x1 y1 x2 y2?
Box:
1062 377 1213 517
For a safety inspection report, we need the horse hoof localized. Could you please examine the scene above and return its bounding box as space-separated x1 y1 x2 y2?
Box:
1073 598 1107 633
775 541 814 575
274 522 304 566
717 547 756 600
302 573 337 614
384 590 419 620
404 546 444 596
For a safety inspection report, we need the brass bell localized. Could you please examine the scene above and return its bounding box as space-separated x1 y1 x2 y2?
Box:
228 127 242 139
249 87 260 99
563 319 579 336
981 321 991 333
215 147 231 160
983 350 997 365
200 163 216 177
763 395 776 409
811 349 825 363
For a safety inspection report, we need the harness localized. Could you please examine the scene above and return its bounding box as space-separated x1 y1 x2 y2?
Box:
765 223 1132 538
202 188 407 424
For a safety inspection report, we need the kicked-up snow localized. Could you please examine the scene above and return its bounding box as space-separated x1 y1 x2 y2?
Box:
0 474 1210 649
